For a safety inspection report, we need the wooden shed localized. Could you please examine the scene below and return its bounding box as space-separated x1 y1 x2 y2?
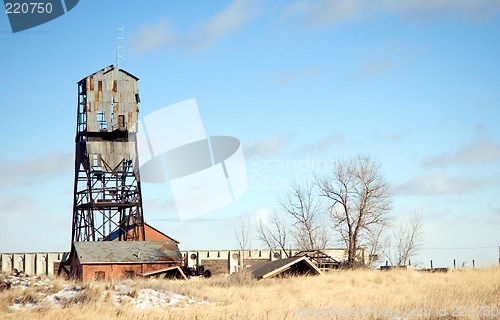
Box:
68 241 182 281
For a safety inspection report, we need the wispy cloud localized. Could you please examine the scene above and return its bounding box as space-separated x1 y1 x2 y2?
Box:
387 0 500 21
358 57 396 77
283 0 500 27
394 173 499 196
0 151 73 189
0 196 36 222
297 134 344 155
131 19 178 55
192 0 262 51
131 0 261 55
387 131 410 142
422 138 500 168
299 0 368 26
373 130 411 143
275 67 320 86
244 134 294 158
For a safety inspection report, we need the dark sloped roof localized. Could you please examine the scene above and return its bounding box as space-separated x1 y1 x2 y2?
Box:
73 241 181 264
78 65 139 83
248 256 324 279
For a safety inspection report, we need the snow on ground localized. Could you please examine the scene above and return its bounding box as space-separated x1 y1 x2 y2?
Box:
1 273 208 311
112 283 206 309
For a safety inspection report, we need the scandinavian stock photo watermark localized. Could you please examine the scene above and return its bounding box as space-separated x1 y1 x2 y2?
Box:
136 99 247 221
133 99 336 220
296 305 499 319
248 155 334 191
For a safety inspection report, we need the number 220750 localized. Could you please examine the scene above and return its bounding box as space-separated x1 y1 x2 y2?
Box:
5 2 53 14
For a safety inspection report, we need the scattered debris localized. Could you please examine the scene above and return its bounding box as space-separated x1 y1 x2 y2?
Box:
293 250 341 271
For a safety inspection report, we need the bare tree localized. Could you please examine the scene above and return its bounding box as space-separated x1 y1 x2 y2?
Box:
235 219 252 270
363 224 389 267
278 182 328 251
389 211 424 266
317 155 392 267
257 211 290 257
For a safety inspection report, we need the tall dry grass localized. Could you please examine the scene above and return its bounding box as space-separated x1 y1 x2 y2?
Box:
1 268 499 319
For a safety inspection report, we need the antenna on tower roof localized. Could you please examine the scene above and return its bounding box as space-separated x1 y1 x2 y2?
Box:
116 27 124 67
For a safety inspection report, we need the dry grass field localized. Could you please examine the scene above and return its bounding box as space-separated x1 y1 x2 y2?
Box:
1 268 499 320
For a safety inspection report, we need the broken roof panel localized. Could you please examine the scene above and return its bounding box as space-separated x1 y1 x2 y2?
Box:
72 241 181 264
248 256 324 280
293 250 340 269
141 266 187 279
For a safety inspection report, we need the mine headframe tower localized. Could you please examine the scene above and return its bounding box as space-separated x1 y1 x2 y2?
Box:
71 65 145 243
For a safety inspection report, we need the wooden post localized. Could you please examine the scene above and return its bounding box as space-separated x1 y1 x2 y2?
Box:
409 260 411 267
386 260 388 267
430 260 433 270
473 260 475 269
454 259 456 270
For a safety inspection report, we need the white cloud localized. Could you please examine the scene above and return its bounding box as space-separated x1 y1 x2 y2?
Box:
131 0 261 55
131 19 178 55
0 196 36 222
387 131 410 142
387 0 500 21
195 0 261 51
422 138 500 168
283 0 500 26
0 196 69 252
297 134 344 155
276 67 320 86
0 151 73 189
244 134 294 158
394 173 499 196
359 57 396 77
308 0 365 25
281 1 313 21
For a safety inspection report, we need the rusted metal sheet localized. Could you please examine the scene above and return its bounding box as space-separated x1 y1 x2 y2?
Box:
73 241 182 264
86 141 137 169
83 66 139 133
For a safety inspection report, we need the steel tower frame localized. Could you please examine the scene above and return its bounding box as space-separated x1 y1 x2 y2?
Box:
71 65 145 243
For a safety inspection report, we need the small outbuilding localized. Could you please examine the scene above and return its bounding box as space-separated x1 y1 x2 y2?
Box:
68 241 182 281
248 256 324 280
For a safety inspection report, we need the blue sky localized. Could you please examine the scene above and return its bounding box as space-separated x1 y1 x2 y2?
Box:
1 0 499 268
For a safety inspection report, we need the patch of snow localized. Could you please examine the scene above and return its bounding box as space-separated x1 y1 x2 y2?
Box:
2 273 210 311
43 285 81 307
